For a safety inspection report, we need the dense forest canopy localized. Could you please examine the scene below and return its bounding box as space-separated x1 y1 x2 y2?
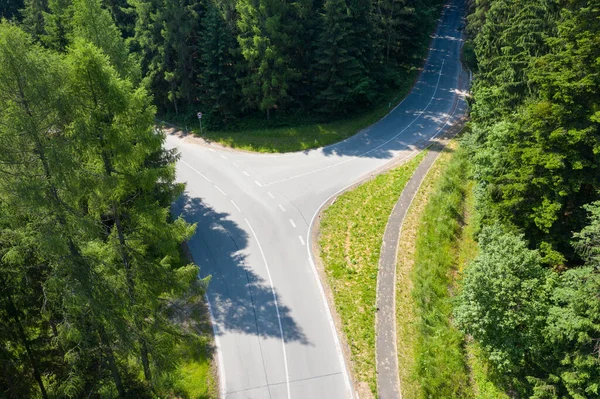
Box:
8 0 446 126
456 0 600 397
0 0 447 397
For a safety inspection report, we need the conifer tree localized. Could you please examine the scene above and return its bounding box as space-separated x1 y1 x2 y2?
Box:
131 0 204 113
20 0 47 39
236 0 299 119
41 0 71 51
65 39 200 383
71 0 139 80
314 0 374 113
199 2 241 124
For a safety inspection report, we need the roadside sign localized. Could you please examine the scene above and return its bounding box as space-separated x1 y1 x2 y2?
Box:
197 112 202 119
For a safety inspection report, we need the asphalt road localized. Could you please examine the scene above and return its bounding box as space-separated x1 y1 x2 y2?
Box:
167 1 467 397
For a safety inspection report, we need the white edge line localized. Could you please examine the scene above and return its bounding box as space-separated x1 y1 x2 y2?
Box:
303 61 466 399
180 160 211 183
205 298 227 399
265 59 446 187
245 218 292 399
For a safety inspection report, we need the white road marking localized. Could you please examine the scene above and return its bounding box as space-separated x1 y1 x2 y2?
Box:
264 59 447 187
245 219 292 399
278 204 286 212
215 185 227 196
298 236 305 246
205 299 226 399
230 200 241 212
268 192 275 199
209 148 216 152
233 162 239 167
243 171 250 176
180 160 211 183
255 180 262 187
220 154 228 160
289 219 296 228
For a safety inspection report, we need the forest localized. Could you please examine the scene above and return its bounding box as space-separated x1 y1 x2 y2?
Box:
0 0 446 397
455 0 600 397
2 0 445 127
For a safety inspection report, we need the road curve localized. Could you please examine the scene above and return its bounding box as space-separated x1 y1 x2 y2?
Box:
167 1 467 397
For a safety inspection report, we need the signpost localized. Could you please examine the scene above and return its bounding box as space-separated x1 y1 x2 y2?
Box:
197 111 203 135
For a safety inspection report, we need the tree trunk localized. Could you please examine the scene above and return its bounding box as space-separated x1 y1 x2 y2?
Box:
7 295 49 399
100 328 126 398
113 203 152 383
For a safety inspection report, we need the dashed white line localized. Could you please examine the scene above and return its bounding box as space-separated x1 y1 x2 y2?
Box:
209 148 216 152
264 59 447 187
230 200 241 212
298 236 305 246
242 171 250 176
220 154 228 160
255 180 262 187
278 204 286 212
245 219 292 399
180 160 211 183
215 185 227 196
268 192 275 199
233 162 239 167
289 219 296 228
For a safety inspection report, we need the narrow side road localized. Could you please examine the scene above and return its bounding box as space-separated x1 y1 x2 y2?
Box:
375 118 467 399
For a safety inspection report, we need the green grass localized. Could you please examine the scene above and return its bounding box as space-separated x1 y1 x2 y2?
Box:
171 338 216 399
154 296 218 399
318 152 426 395
410 144 473 398
161 72 419 153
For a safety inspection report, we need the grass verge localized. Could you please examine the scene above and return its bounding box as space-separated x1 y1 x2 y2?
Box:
162 73 418 153
318 152 426 396
395 140 461 399
410 141 472 398
155 293 218 399
395 138 510 399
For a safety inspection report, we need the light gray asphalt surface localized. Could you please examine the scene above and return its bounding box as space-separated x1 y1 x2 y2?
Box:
167 1 467 397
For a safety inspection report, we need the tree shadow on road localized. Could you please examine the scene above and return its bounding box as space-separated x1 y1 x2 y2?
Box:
173 194 311 346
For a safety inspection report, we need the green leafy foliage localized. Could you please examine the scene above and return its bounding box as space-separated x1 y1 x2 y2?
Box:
456 1 600 397
411 145 473 398
0 21 207 398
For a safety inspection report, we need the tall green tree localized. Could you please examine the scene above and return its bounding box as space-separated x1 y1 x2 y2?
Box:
131 0 204 113
199 2 241 124
313 0 375 113
66 39 200 384
71 0 139 80
236 0 299 119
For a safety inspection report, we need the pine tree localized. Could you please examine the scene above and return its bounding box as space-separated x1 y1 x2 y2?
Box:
236 0 299 119
20 0 47 39
130 0 204 113
313 0 374 114
42 0 72 51
71 0 139 80
66 39 200 384
0 22 129 397
199 2 241 124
